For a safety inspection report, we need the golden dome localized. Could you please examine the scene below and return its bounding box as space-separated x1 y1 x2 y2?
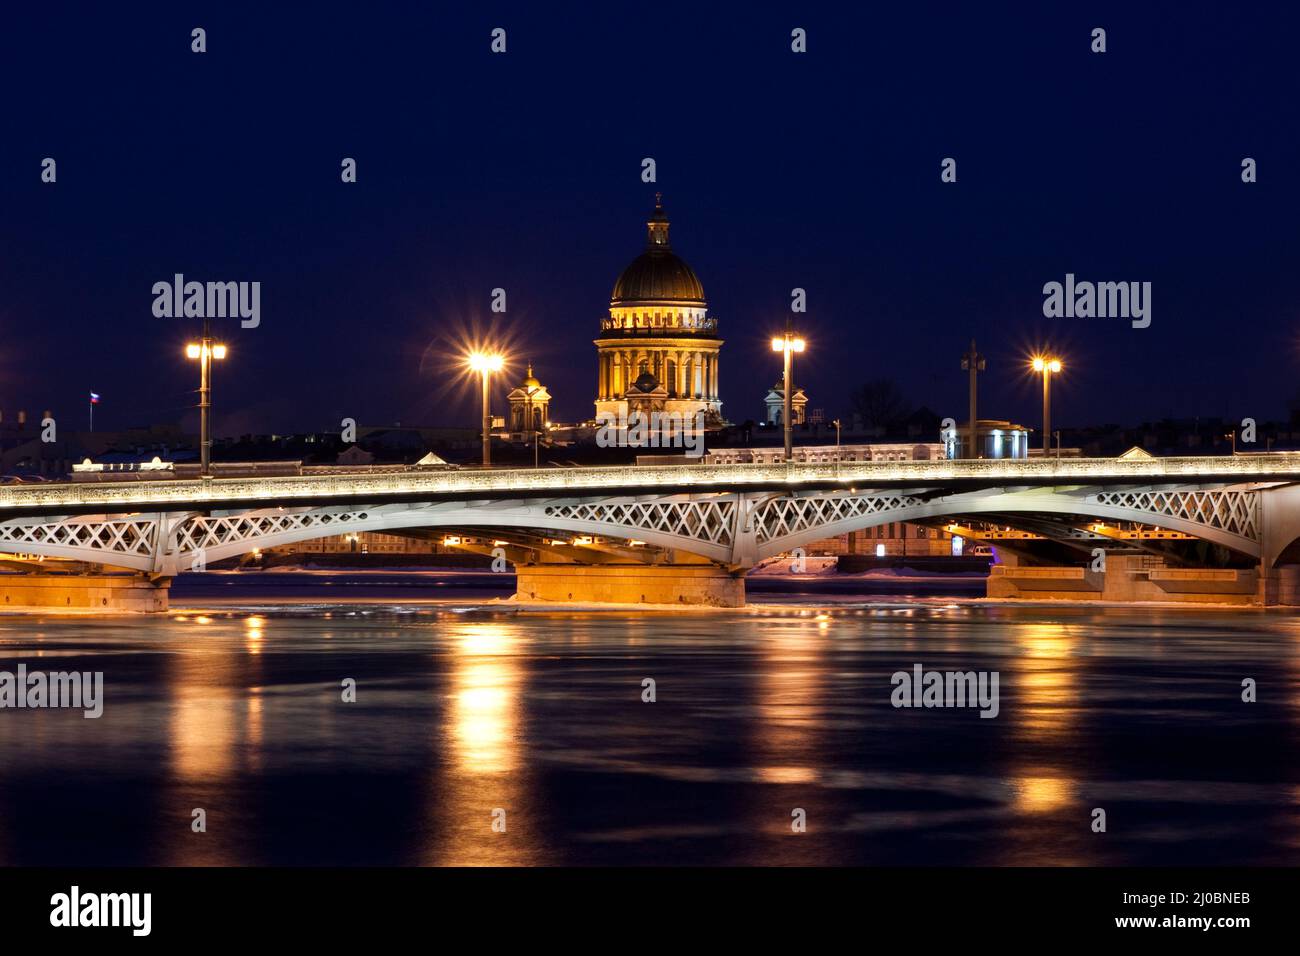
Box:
610 195 706 306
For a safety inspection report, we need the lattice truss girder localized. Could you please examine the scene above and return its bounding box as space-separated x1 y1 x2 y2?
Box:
0 514 158 559
173 506 379 555
752 492 925 544
1088 488 1259 541
543 498 736 547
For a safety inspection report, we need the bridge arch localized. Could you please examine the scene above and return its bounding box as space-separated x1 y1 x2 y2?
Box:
173 501 738 568
751 488 1261 561
0 485 1264 573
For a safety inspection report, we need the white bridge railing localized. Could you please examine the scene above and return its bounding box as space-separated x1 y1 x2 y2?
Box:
0 454 1298 514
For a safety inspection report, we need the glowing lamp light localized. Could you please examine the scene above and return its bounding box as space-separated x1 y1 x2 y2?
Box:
1032 356 1061 373
185 343 227 360
771 336 806 353
468 353 505 373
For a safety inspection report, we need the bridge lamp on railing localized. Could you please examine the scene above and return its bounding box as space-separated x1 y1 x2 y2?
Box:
1030 355 1062 456
467 352 505 467
185 326 228 478
771 333 806 463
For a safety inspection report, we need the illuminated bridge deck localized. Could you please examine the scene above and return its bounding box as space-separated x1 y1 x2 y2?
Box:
1 454 1299 517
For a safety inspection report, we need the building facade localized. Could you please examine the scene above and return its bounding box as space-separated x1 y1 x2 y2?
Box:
594 195 724 425
507 365 551 436
763 378 808 425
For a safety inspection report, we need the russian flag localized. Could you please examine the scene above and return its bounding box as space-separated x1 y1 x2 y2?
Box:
89 392 101 404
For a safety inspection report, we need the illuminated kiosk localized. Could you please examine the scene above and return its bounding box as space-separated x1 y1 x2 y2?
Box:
944 419 1031 460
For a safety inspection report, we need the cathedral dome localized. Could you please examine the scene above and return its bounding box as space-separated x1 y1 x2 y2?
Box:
610 195 706 306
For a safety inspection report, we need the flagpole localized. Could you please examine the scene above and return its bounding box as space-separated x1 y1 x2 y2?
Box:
89 395 93 432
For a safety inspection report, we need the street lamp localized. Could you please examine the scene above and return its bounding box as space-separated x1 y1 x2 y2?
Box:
961 339 985 458
831 418 842 477
771 331 806 463
185 318 228 477
1031 355 1062 455
468 352 504 467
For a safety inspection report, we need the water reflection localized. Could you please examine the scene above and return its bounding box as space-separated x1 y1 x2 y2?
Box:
741 616 842 863
0 598 1296 865
425 620 538 865
449 624 521 776
163 617 244 864
1003 621 1085 862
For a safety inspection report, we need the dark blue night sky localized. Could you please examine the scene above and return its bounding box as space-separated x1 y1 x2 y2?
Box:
2 2 1297 437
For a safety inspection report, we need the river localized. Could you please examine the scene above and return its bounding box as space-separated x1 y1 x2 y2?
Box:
0 573 1296 865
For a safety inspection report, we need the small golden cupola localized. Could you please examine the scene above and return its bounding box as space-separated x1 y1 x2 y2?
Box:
507 363 551 435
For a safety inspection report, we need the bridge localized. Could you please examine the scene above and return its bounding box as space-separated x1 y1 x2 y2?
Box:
3 453 1300 608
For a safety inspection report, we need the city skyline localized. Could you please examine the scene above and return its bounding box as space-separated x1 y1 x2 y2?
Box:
4 3 1299 437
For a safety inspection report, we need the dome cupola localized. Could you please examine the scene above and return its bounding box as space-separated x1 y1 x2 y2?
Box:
610 194 706 306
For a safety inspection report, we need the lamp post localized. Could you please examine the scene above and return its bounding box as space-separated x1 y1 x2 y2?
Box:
525 384 542 467
771 330 806 463
185 317 228 477
961 339 985 458
1031 355 1062 455
832 417 842 474
468 352 504 467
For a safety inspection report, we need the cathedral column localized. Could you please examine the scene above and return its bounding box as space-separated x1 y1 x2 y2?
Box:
694 351 704 399
712 354 719 401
